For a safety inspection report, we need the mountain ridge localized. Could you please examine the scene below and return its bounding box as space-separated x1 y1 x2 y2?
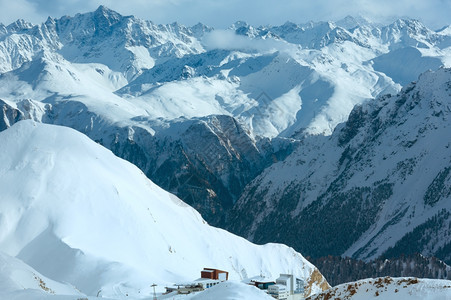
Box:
227 67 451 263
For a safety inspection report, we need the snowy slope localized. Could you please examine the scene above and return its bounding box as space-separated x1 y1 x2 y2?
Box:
0 252 91 300
306 277 451 300
190 281 274 300
228 68 451 262
118 36 401 137
0 120 328 299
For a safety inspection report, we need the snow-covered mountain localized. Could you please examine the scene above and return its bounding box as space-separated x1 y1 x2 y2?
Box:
0 5 207 79
227 67 451 263
0 120 328 299
0 6 450 269
1 8 449 139
306 277 451 300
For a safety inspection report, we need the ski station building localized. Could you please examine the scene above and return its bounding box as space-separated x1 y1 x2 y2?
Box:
165 268 229 295
268 274 305 300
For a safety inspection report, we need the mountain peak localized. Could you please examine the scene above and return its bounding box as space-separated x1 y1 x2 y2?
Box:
280 21 299 30
91 5 123 34
93 5 122 23
231 20 250 29
6 19 33 32
94 5 116 14
44 16 56 27
437 25 451 35
390 18 427 30
335 15 373 30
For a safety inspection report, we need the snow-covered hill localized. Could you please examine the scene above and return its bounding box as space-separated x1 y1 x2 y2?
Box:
190 281 274 300
0 120 328 299
0 252 91 300
228 67 451 263
306 277 451 300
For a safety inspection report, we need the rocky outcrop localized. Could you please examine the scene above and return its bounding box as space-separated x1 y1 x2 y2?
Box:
0 100 23 131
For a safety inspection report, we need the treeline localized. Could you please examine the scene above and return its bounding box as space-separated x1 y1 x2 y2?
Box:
308 253 451 287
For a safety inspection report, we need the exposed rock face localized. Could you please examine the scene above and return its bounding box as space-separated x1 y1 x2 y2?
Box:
0 100 23 131
104 114 295 223
305 269 331 296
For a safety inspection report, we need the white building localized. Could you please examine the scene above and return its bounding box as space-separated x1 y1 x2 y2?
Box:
268 274 304 300
194 278 222 289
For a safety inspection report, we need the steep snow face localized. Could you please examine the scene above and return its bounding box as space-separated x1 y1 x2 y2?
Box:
307 277 451 300
372 47 443 85
228 68 451 262
0 120 328 299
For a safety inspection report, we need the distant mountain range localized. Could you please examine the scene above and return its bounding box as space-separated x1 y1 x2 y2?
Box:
0 5 450 279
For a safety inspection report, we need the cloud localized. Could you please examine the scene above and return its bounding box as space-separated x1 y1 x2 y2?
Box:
202 30 298 54
0 0 39 24
0 0 449 29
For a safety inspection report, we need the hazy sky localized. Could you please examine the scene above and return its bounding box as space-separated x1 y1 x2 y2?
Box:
0 0 450 29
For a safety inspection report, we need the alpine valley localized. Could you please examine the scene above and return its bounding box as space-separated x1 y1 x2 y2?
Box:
1 5 451 299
